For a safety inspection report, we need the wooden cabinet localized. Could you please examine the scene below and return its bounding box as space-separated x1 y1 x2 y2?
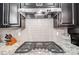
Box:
0 3 9 27
54 3 75 27
61 3 73 25
0 3 21 28
0 3 3 27
76 4 79 26
59 3 74 26
9 3 21 27
21 3 60 8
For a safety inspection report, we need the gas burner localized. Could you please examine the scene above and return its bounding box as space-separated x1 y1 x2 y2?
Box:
15 41 65 53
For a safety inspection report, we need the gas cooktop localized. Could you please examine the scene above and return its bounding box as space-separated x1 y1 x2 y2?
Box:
15 41 65 53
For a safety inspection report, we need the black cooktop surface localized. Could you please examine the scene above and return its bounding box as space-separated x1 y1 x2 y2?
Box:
15 41 65 53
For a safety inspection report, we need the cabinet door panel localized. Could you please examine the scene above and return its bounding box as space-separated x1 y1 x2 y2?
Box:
77 4 79 25
0 3 3 26
61 3 73 25
4 3 9 25
9 3 18 24
9 3 20 26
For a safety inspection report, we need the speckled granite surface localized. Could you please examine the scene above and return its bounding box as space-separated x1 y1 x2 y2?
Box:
0 31 79 55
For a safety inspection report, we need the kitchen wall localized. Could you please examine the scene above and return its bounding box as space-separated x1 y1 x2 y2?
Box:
0 18 70 43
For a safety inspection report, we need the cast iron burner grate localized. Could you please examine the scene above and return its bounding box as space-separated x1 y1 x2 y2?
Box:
15 41 65 53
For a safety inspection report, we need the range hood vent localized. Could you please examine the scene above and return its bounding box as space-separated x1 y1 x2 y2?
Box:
18 8 62 19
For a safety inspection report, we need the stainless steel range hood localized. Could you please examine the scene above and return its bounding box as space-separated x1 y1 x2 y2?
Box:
18 8 62 18
18 3 62 18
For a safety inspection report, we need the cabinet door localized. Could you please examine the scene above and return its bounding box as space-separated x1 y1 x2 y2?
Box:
77 4 79 25
9 3 21 27
0 3 3 27
4 3 9 25
0 3 9 27
23 3 60 8
73 4 78 25
60 3 74 25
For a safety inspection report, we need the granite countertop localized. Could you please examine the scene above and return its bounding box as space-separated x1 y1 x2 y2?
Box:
0 34 79 55
0 27 79 55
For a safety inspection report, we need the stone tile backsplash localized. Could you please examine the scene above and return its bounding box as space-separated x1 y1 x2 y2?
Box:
0 18 69 42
